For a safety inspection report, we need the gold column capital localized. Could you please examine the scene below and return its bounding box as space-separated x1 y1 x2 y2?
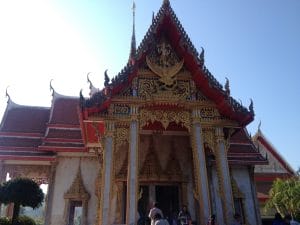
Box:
215 127 225 142
104 120 115 137
130 104 139 121
191 108 201 124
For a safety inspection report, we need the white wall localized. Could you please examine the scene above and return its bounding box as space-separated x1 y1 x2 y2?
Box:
231 167 259 225
50 157 99 225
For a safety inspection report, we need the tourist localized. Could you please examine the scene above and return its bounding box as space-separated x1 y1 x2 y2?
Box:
154 213 170 225
206 214 218 225
178 205 192 225
273 213 283 225
283 214 300 225
231 213 242 225
169 211 178 225
149 202 163 225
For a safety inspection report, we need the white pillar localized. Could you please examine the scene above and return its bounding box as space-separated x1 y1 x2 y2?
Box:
191 115 211 225
215 127 234 225
100 121 115 225
45 161 57 225
126 105 139 225
0 161 6 216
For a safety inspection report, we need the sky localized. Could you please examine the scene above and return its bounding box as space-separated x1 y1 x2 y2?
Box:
0 0 299 170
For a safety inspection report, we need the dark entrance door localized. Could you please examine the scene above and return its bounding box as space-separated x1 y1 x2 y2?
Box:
155 185 179 219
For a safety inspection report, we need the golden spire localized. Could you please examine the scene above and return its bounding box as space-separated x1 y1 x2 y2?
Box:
129 1 136 65
163 0 170 5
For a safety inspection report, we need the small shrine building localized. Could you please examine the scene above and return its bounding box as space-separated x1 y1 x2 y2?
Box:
0 1 267 225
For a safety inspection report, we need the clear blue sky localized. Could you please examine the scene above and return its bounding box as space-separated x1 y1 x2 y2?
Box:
0 0 299 170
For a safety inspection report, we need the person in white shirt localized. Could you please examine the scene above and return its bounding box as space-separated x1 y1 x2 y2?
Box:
154 213 170 225
149 202 163 225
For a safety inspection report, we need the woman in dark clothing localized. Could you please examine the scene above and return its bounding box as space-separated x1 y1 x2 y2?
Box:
273 213 283 225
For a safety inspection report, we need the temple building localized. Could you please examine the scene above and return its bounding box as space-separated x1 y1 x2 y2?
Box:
0 1 269 225
252 126 295 222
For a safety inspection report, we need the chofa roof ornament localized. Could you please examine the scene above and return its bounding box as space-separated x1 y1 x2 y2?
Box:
5 86 11 103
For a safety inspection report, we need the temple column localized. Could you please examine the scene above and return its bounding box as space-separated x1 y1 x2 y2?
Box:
215 127 234 225
100 120 115 225
249 166 262 225
126 105 139 225
45 161 57 225
191 110 211 225
0 161 6 216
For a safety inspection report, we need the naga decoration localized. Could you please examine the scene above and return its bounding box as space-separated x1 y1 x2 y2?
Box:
104 70 110 87
5 86 10 102
249 99 254 115
225 77 230 96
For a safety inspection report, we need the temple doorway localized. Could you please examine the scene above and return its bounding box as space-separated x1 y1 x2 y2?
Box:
137 185 180 220
155 185 179 219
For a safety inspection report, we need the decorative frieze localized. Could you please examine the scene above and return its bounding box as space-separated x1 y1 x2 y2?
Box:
114 104 130 115
140 109 190 130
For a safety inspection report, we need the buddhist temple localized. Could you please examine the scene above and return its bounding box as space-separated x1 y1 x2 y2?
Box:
252 125 295 223
0 1 268 225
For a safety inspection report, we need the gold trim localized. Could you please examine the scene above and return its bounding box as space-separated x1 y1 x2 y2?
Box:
140 109 190 131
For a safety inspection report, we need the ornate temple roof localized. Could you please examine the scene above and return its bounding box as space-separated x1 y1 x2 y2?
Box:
253 127 295 175
0 99 50 134
80 0 254 126
0 93 85 161
0 1 263 164
228 128 267 165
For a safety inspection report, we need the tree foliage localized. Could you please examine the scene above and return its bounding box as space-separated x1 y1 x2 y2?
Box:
265 176 300 220
0 178 44 225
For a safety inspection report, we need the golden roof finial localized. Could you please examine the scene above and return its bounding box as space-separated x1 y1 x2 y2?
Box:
163 0 170 5
129 1 136 65
132 1 136 12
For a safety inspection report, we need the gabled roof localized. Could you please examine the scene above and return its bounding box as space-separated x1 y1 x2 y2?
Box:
48 91 80 126
253 128 295 175
0 99 50 134
227 128 267 165
40 91 85 152
81 0 254 126
0 92 85 160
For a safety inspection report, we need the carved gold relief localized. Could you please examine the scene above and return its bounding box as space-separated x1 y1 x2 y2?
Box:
139 137 163 179
138 78 190 100
115 128 129 151
140 109 190 130
5 165 50 183
202 127 216 152
146 40 184 86
64 167 90 200
114 104 130 115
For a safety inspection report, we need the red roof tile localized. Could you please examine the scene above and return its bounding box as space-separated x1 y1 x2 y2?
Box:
1 106 49 134
230 129 253 144
227 128 267 165
46 128 82 139
49 96 80 125
0 137 42 148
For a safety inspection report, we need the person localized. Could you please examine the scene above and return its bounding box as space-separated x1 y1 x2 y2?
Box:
283 214 300 225
232 213 242 225
169 211 178 225
273 213 283 225
149 202 163 225
283 215 291 225
154 213 170 225
178 205 191 225
207 214 218 225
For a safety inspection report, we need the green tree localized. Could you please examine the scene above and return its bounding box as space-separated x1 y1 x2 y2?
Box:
0 178 44 225
265 176 300 220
